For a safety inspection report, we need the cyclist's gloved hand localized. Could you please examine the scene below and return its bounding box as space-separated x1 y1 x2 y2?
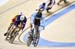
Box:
41 25 45 30
42 26 45 30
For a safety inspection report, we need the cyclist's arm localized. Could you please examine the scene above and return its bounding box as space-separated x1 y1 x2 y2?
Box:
41 15 45 28
22 17 27 30
30 12 37 24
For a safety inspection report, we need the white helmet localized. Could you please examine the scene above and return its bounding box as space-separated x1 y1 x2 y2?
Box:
20 15 25 21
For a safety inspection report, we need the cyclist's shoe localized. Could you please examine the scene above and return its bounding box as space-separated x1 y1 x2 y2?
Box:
4 33 7 36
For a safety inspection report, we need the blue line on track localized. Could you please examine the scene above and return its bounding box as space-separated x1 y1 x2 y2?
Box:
23 4 75 47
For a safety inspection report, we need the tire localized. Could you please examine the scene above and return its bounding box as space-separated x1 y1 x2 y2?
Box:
9 31 18 44
9 36 14 43
5 31 11 41
9 26 20 44
27 37 32 47
27 29 34 47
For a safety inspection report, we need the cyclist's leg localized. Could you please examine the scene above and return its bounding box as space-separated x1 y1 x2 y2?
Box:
57 0 63 5
34 25 39 38
33 25 39 47
64 0 68 3
4 23 13 36
9 26 21 43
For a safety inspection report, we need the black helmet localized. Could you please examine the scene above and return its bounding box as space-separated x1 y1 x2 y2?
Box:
42 2 46 5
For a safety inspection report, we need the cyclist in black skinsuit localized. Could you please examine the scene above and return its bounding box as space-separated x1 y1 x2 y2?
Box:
30 9 45 38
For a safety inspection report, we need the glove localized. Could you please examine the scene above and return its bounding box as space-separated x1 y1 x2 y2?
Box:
41 25 45 30
42 26 45 30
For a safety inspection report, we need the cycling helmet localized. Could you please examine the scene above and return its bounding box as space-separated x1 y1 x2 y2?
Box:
20 15 25 21
42 2 46 5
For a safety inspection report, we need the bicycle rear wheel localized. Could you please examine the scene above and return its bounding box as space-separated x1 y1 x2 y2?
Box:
27 37 33 47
